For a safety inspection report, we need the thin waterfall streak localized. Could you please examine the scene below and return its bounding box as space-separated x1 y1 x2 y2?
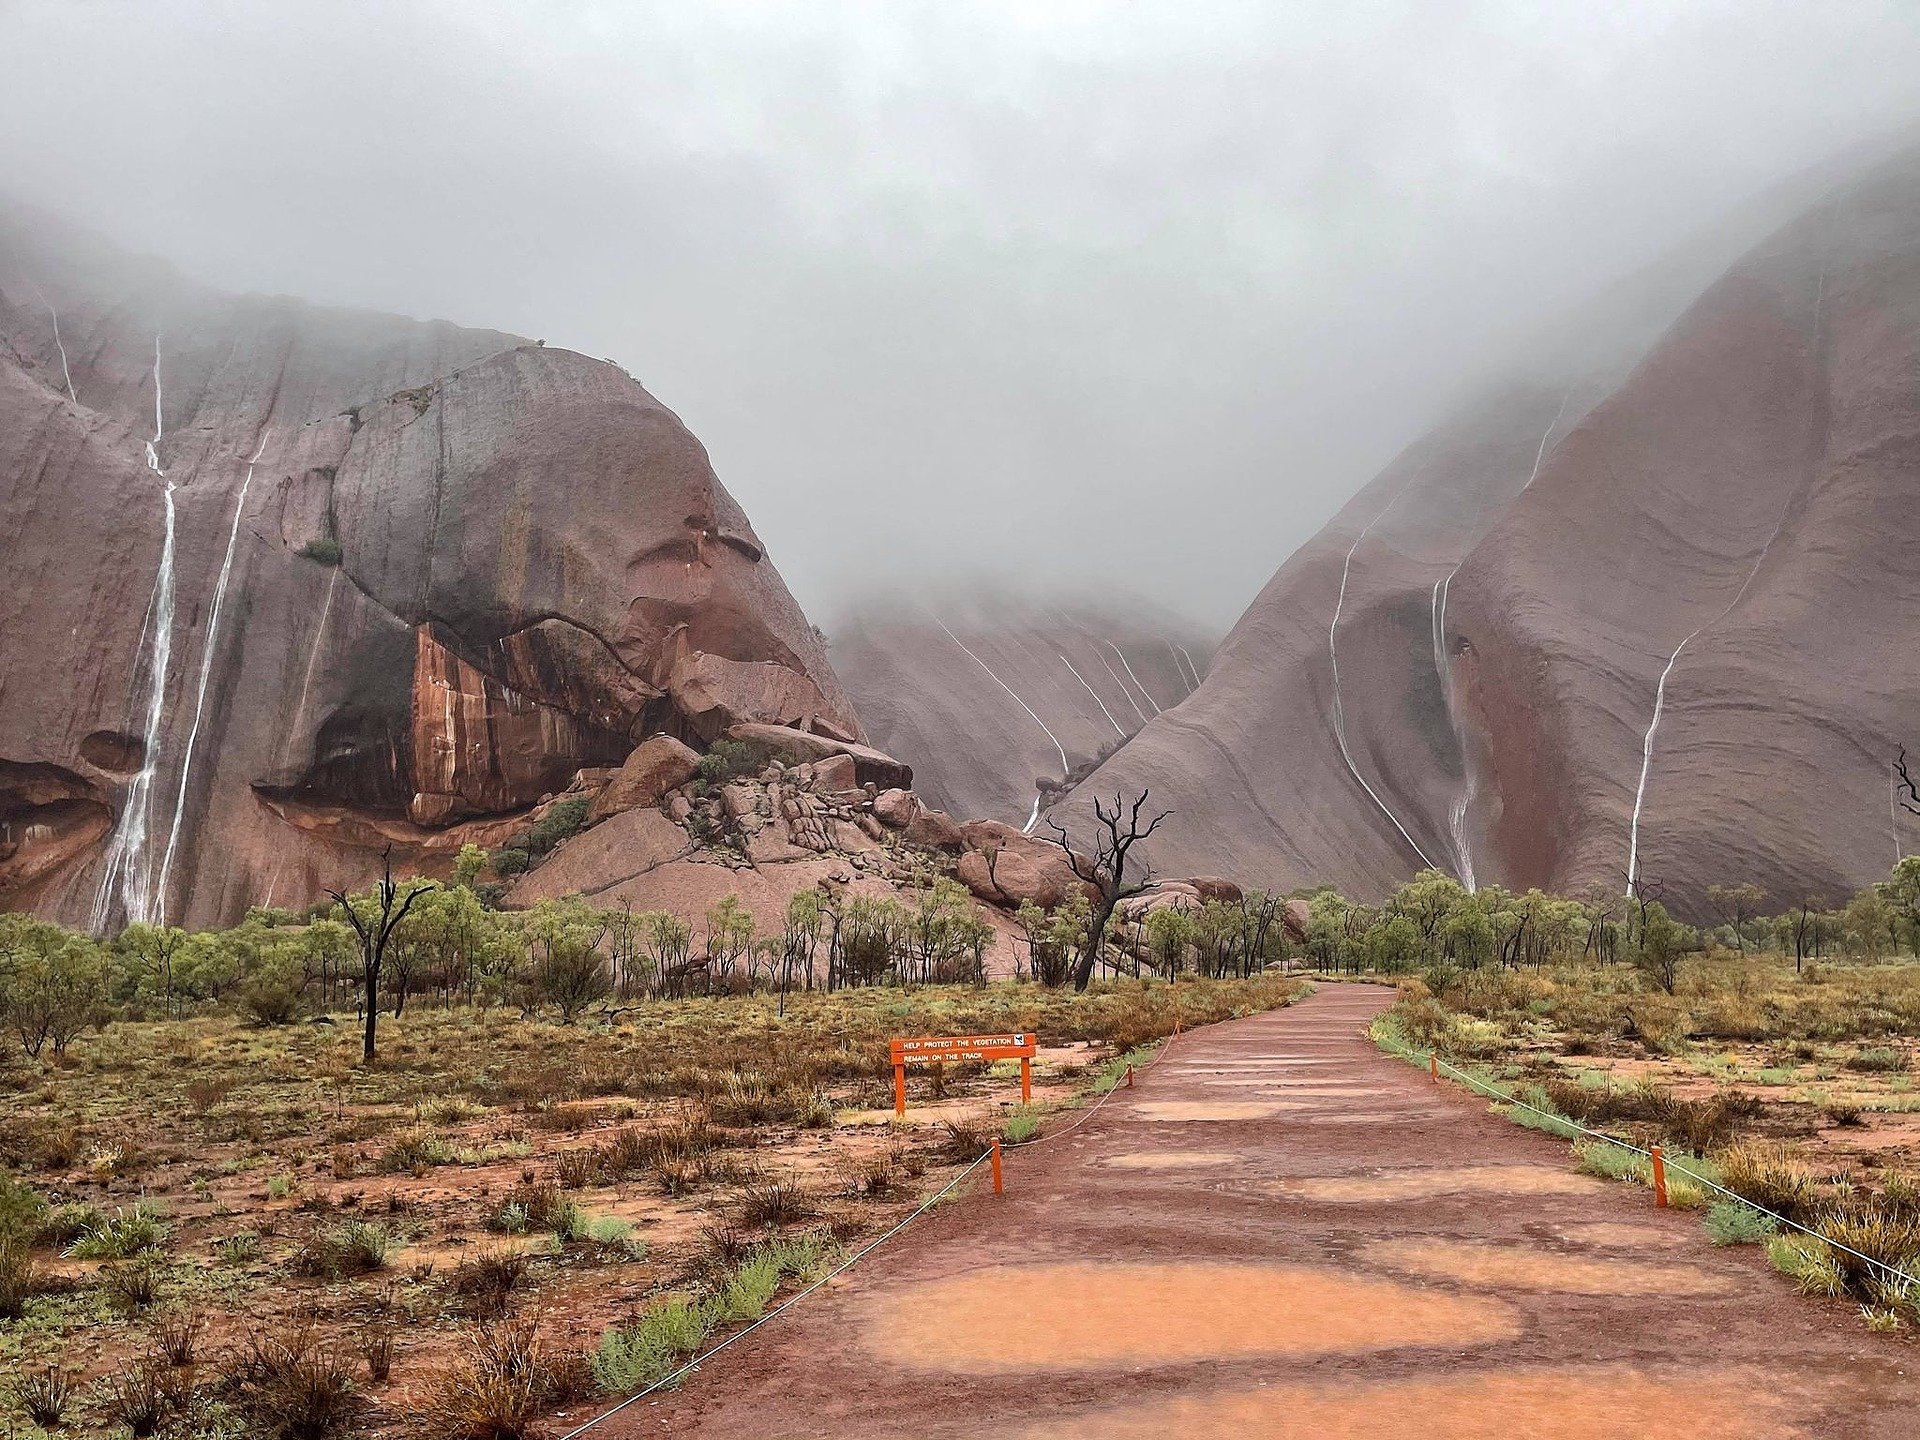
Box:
1173 641 1204 690
47 303 77 404
1630 231 1833 892
1107 641 1161 716
1024 794 1042 835
92 337 176 930
158 432 272 908
286 567 342 762
931 615 1069 776
1097 649 1149 725
1061 654 1125 735
1163 638 1194 697
1626 528 1785 891
1329 487 1437 870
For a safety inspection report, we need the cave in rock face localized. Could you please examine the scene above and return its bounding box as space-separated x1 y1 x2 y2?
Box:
0 203 861 931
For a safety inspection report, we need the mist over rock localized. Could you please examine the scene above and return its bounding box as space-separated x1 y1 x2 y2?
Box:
1054 145 1920 914
0 205 859 931
832 596 1214 831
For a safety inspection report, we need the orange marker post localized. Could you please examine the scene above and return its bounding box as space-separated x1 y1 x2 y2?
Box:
891 1033 1038 1118
1651 1145 1668 1208
990 1138 1003 1194
1125 1064 1135 1089
1430 1052 1439 1082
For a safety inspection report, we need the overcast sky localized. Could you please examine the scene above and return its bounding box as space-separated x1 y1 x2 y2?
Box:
5 1 1920 631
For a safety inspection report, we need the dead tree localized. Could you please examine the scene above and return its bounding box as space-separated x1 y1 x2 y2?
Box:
1045 790 1170 992
1897 750 1920 816
327 847 436 1063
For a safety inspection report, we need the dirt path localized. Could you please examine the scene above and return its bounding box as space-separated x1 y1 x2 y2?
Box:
589 985 1919 1437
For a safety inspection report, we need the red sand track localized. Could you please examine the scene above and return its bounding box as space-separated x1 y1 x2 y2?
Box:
589 985 1920 1438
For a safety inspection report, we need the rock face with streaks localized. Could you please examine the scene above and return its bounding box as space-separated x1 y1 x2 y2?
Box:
831 596 1214 831
1056 145 1920 913
0 203 860 930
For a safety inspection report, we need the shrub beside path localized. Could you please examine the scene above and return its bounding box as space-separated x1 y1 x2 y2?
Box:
590 984 1920 1437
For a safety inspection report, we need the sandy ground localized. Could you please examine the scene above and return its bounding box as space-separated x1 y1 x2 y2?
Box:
583 985 1920 1438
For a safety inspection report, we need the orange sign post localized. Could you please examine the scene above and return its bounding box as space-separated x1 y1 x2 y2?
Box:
890 1032 1036 1117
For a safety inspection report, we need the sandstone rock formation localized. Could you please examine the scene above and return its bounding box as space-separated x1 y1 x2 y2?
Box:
1058 145 1920 915
831 596 1213 830
0 204 859 931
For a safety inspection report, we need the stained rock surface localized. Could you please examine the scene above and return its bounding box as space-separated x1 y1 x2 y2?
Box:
1056 145 1920 913
0 204 858 930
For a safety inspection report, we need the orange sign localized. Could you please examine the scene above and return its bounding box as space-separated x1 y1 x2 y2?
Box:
891 1033 1036 1114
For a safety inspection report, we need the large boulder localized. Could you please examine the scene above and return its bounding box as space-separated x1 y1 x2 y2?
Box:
904 807 965 851
503 806 691 905
955 821 1094 910
587 735 701 823
725 723 912 792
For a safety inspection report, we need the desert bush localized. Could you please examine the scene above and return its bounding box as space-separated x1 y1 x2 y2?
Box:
101 1253 169 1311
1815 1209 1920 1303
451 1248 529 1318
100 1357 170 1436
936 1118 993 1163
736 1179 816 1229
1717 1141 1828 1226
152 1304 208 1364
291 1220 393 1279
223 1322 360 1438
378 1128 453 1174
359 1324 396 1382
418 1317 555 1440
1848 1046 1908 1073
13 1364 73 1426
65 1199 168 1257
0 1235 48 1318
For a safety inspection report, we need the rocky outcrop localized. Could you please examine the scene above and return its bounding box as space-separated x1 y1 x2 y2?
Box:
501 745 1030 976
1057 144 1920 915
831 595 1213 828
724 723 912 792
0 203 859 931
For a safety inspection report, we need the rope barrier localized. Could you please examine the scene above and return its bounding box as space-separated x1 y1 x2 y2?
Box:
557 1015 1187 1436
1425 1050 1920 1295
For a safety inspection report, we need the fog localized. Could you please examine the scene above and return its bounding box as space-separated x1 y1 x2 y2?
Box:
5 1 1919 631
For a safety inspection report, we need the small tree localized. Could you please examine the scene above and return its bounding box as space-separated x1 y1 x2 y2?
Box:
326 848 436 1062
1706 883 1767 954
1044 790 1170 992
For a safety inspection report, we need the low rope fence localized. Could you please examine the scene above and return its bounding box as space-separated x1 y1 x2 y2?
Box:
1420 1048 1920 1296
556 1022 1186 1436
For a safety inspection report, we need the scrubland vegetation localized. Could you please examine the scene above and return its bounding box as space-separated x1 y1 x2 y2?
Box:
1353 858 1920 1331
0 869 1300 1438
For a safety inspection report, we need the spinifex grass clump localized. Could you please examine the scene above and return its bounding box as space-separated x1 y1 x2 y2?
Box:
592 1234 836 1391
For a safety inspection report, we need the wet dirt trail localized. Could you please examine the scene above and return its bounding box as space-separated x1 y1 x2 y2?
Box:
591 984 1919 1437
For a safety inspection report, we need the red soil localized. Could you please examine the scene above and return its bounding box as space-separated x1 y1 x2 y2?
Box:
589 985 1920 1438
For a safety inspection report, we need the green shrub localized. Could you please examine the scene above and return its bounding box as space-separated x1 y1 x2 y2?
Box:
292 1220 393 1279
65 1201 168 1259
0 1171 46 1242
1704 1201 1777 1245
695 740 753 785
592 1296 709 1390
297 537 343 566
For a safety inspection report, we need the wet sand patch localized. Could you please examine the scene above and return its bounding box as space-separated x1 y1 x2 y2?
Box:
1000 1367 1786 1439
1366 1238 1733 1296
1101 1151 1240 1171
863 1261 1519 1373
1272 1165 1607 1201
1556 1222 1686 1249
1133 1100 1303 1121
